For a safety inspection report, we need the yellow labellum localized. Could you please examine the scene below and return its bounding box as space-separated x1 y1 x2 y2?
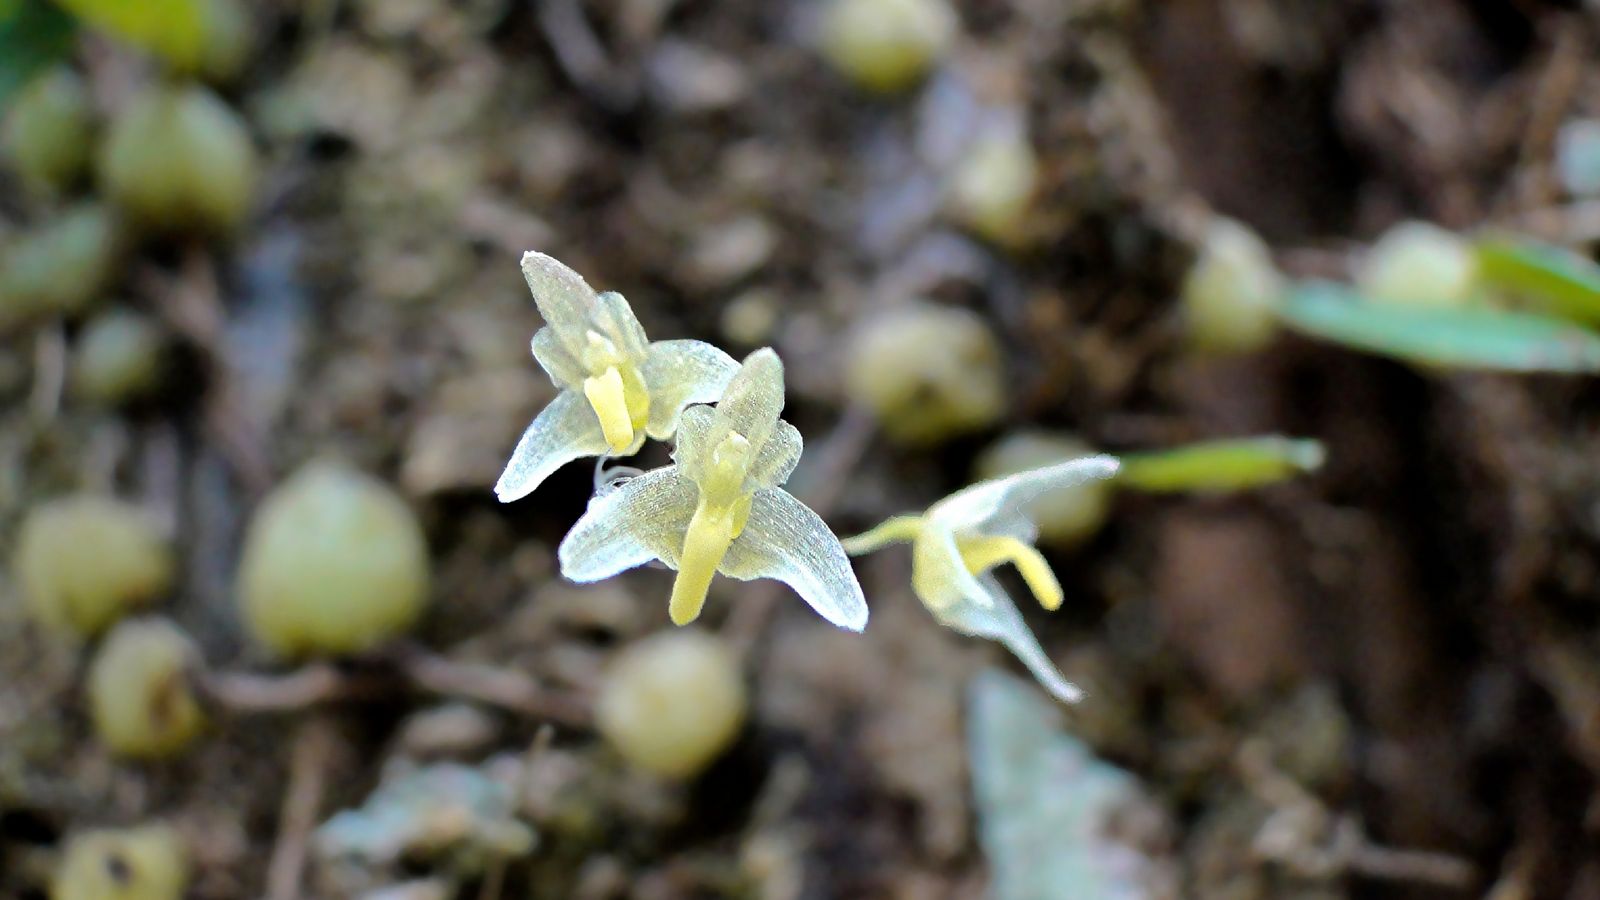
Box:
669 431 754 625
958 534 1062 612
842 516 1063 612
584 367 635 452
669 496 745 626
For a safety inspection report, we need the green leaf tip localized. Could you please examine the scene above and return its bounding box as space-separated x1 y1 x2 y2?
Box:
1118 436 1325 494
54 0 206 70
1473 236 1600 326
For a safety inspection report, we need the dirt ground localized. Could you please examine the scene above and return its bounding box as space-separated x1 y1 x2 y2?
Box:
5 1 1600 898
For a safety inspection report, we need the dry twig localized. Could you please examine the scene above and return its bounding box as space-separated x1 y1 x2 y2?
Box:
1238 740 1476 890
266 716 338 900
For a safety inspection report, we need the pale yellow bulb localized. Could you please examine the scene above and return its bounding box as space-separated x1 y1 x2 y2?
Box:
100 85 258 237
0 204 120 326
14 496 172 638
818 0 956 94
845 303 1006 445
239 461 430 657
88 618 205 759
597 630 747 779
2 67 94 192
1358 220 1477 308
53 824 188 900
948 133 1038 247
72 310 168 406
1180 217 1284 354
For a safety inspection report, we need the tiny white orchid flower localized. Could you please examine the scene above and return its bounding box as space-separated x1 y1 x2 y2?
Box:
842 455 1120 702
558 348 868 631
495 251 739 502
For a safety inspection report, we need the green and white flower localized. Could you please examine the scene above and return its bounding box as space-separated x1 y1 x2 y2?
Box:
843 455 1120 702
496 251 738 502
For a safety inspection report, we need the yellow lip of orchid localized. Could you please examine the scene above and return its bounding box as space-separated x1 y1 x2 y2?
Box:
841 455 1121 703
557 348 868 632
495 251 741 503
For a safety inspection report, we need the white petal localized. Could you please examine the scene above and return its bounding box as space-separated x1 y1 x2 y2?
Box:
935 574 1085 704
558 466 697 581
521 251 596 334
930 455 1120 532
748 419 802 489
643 340 739 439
531 326 585 390
719 487 868 631
495 391 611 503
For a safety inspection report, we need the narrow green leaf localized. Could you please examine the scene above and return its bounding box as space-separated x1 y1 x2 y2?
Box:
1475 237 1600 326
1118 436 1324 494
0 0 75 112
1278 281 1600 373
53 0 204 70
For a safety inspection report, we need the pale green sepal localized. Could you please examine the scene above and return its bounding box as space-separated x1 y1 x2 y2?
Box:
557 466 697 580
641 339 739 439
939 575 1084 704
719 487 868 631
494 391 614 503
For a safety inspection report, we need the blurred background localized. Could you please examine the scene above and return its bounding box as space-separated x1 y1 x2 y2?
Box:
4 0 1600 898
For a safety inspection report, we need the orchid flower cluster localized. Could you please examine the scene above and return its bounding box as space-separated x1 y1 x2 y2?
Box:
497 251 1121 701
